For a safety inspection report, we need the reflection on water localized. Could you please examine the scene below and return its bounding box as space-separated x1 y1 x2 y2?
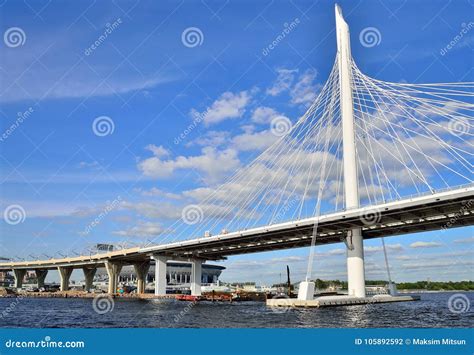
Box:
0 292 472 328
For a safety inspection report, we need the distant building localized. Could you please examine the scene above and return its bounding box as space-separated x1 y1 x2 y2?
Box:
95 261 225 284
230 282 257 291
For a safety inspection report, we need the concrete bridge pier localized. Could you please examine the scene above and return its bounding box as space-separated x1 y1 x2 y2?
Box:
190 260 202 296
346 228 366 297
133 261 150 294
82 267 97 292
152 255 167 296
105 262 122 294
13 269 26 289
57 267 73 291
35 269 48 288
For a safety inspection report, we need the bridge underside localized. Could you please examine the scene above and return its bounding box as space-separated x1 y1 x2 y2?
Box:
149 192 473 260
1 187 472 271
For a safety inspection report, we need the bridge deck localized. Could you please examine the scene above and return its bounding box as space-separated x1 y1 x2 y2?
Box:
0 185 472 270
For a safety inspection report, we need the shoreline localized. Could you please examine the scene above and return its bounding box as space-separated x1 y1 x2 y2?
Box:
0 289 472 300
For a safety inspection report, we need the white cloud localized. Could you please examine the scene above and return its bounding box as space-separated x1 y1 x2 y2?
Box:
188 130 230 148
251 106 289 125
0 34 175 103
409 241 443 249
266 68 320 106
290 68 319 105
136 187 182 200
252 107 277 124
267 68 297 96
326 248 346 256
454 236 474 244
193 91 251 125
138 146 241 183
395 255 410 260
1 66 172 103
364 244 403 254
401 259 473 270
231 128 278 152
120 201 181 219
77 161 100 169
113 221 165 237
145 144 169 158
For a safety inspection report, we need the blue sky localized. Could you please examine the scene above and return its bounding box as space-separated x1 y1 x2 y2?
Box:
0 0 473 284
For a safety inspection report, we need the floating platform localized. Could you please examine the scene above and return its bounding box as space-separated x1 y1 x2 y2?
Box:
266 294 420 308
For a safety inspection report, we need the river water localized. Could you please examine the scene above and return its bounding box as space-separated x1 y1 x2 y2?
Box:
0 292 472 328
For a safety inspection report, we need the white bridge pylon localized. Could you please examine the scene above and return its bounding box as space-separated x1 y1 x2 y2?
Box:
299 4 366 300
336 4 366 298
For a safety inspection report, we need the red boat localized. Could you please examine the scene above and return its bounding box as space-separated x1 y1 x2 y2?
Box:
175 294 201 302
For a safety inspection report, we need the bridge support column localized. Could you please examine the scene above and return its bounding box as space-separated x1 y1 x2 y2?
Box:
82 267 96 292
190 260 202 296
57 267 73 292
298 281 315 300
105 262 122 294
133 261 150 294
346 229 366 297
13 269 26 289
152 255 167 296
35 269 48 288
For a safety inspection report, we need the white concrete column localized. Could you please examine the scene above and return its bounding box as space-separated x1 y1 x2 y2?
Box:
57 267 73 292
335 4 366 298
152 255 167 296
35 269 48 288
133 261 150 294
82 267 96 291
298 281 315 300
190 260 202 296
346 229 366 297
13 269 26 289
105 262 123 294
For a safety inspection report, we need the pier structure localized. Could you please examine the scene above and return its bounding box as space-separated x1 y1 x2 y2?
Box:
2 253 222 296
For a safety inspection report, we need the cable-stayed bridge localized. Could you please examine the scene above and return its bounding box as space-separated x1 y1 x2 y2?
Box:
1 5 473 300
